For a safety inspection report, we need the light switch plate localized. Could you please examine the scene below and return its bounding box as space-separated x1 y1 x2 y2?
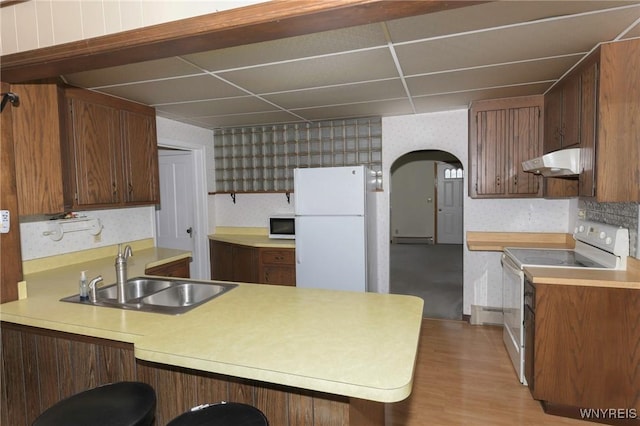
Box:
1 210 10 233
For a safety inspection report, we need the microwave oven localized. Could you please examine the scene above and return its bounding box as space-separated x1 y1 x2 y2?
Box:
269 215 295 239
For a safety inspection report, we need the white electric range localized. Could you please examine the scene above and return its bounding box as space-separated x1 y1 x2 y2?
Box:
501 219 629 384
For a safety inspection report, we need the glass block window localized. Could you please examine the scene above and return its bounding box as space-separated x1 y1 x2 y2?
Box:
214 117 382 193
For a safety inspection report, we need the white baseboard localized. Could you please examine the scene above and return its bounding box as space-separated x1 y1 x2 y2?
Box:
470 305 504 326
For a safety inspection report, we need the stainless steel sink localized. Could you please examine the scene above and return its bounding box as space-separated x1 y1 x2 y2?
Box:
61 276 237 315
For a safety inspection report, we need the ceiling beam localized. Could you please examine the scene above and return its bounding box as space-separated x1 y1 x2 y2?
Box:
0 0 486 83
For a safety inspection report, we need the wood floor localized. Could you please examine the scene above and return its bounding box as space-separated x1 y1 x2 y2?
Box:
386 319 586 426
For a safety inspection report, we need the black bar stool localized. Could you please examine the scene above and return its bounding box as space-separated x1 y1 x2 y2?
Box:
167 402 268 426
32 381 156 426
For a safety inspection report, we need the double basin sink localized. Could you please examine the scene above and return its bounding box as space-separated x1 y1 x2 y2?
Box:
61 277 237 315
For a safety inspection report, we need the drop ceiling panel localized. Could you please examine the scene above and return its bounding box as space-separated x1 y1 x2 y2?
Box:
406 55 582 96
181 111 306 128
95 74 248 105
217 48 398 93
63 57 204 87
156 96 277 117
412 82 553 114
292 99 414 122
262 79 406 110
386 2 639 42
182 23 387 72
395 6 640 76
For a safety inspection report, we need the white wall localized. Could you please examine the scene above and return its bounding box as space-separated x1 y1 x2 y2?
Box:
381 110 572 315
214 193 294 229
1 0 267 55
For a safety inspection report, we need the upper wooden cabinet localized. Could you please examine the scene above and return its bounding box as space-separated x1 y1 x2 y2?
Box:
469 95 543 199
65 88 160 209
11 83 160 215
11 84 70 215
543 74 581 153
542 38 640 202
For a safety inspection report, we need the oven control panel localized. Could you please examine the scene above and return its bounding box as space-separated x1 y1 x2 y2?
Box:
573 220 629 256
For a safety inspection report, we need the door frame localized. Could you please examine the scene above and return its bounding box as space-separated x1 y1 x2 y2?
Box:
157 137 210 279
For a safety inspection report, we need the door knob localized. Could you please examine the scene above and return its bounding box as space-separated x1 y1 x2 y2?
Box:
186 227 193 238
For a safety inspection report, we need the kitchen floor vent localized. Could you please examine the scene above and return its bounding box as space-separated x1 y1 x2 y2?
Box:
470 305 504 326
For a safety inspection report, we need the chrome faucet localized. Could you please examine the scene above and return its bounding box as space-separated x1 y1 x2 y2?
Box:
115 244 133 303
88 275 104 303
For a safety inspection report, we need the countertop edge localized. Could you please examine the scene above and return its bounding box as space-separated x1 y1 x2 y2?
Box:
466 231 574 251
135 348 413 403
209 234 295 249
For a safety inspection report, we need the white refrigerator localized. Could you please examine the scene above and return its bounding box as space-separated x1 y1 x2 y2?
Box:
294 166 374 292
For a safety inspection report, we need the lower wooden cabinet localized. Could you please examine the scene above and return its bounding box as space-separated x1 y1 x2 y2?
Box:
145 257 191 278
531 283 640 418
210 239 295 286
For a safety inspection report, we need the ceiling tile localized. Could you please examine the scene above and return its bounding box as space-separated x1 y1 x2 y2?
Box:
182 111 307 129
292 99 414 122
155 96 278 117
405 55 582 97
387 2 640 42
412 82 553 114
63 57 204 87
262 79 407 110
217 48 398 93
182 23 387 71
395 6 640 76
95 74 247 105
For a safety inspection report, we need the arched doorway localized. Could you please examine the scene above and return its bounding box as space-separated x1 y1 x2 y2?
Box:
389 150 464 320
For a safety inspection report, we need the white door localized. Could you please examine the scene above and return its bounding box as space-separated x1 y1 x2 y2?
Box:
156 150 196 276
436 163 463 244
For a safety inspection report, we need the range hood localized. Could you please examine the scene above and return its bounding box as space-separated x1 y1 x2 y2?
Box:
522 148 581 177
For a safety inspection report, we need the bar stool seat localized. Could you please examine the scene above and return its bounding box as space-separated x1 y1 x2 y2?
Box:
167 402 268 426
32 381 156 426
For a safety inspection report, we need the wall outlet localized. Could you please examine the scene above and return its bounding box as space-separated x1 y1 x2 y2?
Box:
1 210 9 233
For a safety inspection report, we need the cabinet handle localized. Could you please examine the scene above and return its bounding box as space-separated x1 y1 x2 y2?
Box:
112 182 117 196
128 183 133 195
496 176 501 186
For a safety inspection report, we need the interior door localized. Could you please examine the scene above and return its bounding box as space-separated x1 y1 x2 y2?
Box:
156 150 196 277
436 162 463 244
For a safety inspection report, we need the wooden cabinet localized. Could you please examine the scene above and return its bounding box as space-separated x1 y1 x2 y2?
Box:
145 257 191 278
542 38 640 202
11 83 71 215
210 239 295 286
65 87 160 209
543 74 581 153
210 239 258 283
531 283 640 417
469 95 543 198
259 248 296 286
10 83 160 215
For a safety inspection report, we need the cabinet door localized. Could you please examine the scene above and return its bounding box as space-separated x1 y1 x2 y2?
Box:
261 265 296 286
578 61 598 198
210 240 234 281
473 109 507 196
12 83 67 215
121 110 160 204
560 76 581 148
507 106 542 196
68 97 121 207
543 87 563 153
232 245 258 283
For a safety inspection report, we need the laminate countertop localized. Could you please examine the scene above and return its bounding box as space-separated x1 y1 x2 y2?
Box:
467 231 640 290
0 243 423 403
209 226 295 248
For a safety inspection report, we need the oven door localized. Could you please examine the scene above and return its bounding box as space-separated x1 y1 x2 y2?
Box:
501 253 526 384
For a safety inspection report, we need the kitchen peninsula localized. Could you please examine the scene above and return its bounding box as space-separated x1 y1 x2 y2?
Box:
0 240 423 425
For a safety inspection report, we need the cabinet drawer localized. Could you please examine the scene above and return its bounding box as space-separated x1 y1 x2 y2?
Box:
260 249 295 265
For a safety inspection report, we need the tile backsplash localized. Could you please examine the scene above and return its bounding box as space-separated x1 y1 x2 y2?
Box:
580 200 639 258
